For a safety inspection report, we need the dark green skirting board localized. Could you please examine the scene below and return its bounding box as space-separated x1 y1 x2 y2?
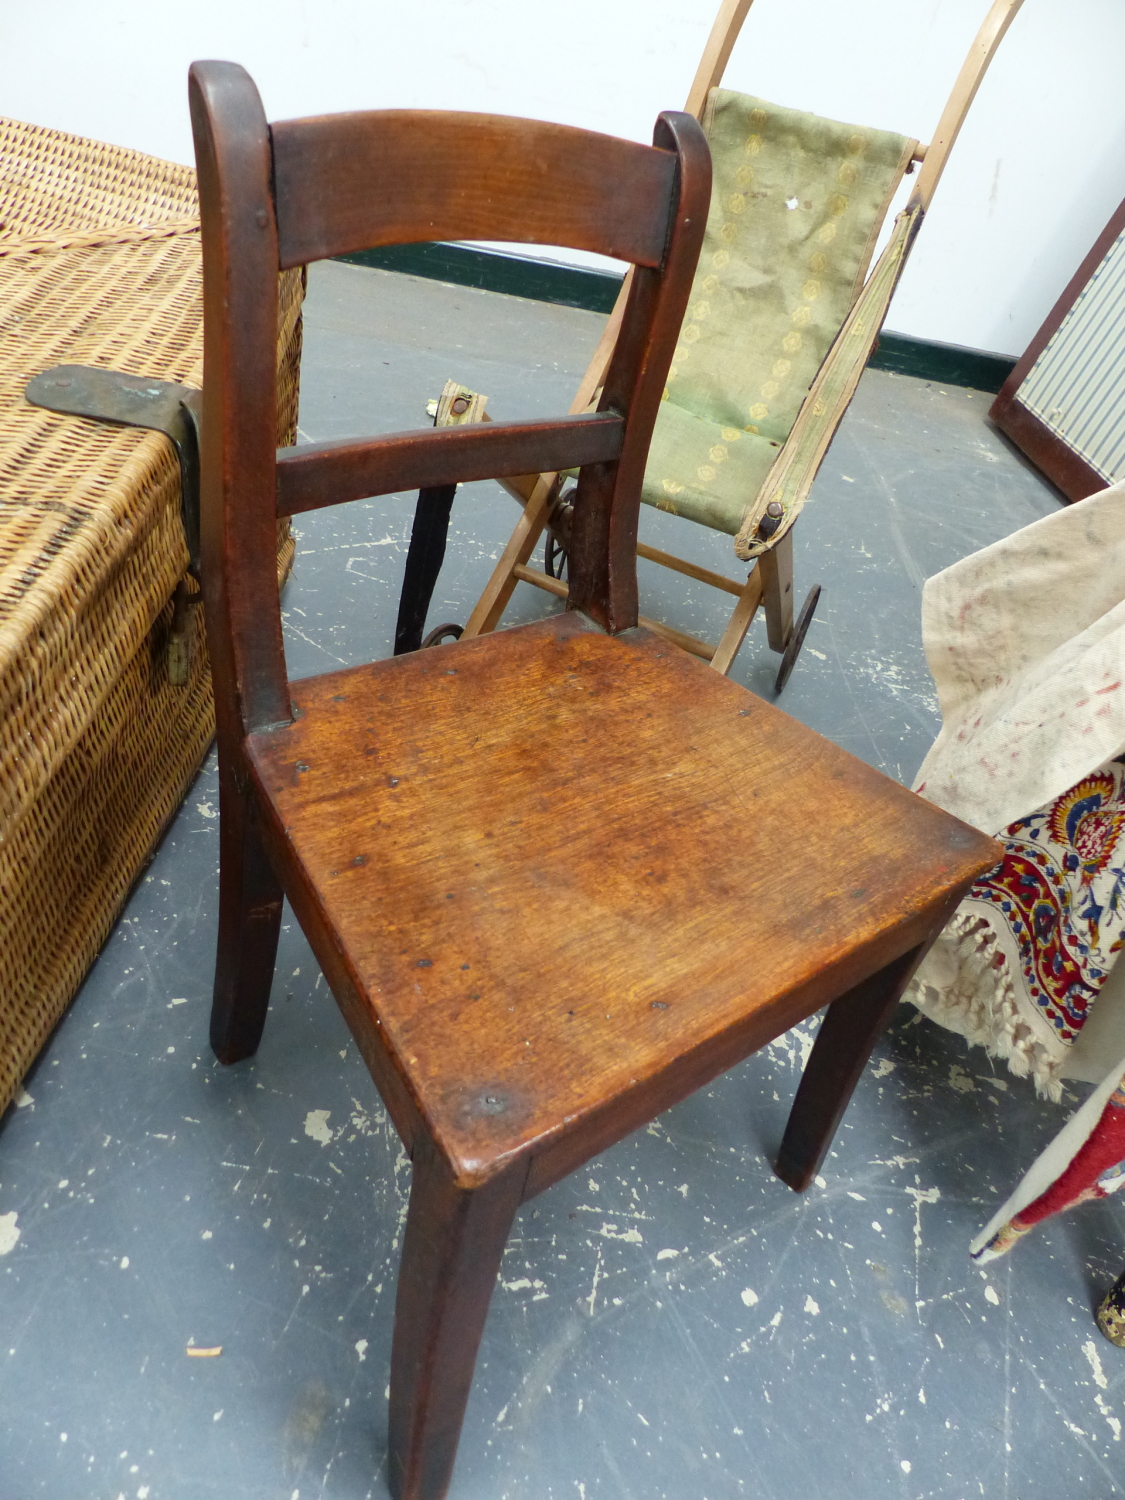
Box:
870 331 1016 395
337 242 623 315
336 242 1017 394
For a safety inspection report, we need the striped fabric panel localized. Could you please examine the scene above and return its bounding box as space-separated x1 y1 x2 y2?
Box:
1019 227 1125 483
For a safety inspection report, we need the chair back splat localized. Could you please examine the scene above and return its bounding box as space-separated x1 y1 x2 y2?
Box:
189 60 710 744
189 58 999 1500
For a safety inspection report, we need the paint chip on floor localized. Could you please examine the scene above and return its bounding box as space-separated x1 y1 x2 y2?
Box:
0 1211 20 1255
304 1110 333 1145
598 1223 642 1244
949 1064 976 1093
1082 1339 1108 1389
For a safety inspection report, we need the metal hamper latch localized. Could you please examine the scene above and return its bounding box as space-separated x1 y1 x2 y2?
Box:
25 366 204 685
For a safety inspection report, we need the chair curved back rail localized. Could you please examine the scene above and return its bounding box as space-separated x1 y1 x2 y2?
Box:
187 60 710 736
271 111 678 271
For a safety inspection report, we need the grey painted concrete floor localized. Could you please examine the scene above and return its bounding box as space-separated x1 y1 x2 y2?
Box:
2 262 1123 1500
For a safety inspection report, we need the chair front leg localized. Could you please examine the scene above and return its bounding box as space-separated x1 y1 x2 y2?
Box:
774 943 924 1192
209 756 284 1064
389 1136 525 1500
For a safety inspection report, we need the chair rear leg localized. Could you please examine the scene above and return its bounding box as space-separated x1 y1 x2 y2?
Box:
389 1137 525 1500
210 761 284 1064
774 943 924 1192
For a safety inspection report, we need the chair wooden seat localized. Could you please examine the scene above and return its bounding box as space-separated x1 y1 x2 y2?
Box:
252 612 986 1188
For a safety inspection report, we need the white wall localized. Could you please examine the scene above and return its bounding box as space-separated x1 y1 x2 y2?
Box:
3 0 1122 355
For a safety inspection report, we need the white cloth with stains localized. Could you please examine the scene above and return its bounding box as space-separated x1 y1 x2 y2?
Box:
912 478 1125 837
907 479 1125 1092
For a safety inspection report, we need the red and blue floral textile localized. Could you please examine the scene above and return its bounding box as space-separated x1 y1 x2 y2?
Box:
911 760 1125 1263
909 760 1125 1099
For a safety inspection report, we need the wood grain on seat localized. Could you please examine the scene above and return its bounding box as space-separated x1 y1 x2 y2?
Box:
249 614 992 1188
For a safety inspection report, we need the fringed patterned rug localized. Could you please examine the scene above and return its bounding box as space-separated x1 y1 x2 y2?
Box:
905 478 1125 1261
910 759 1125 1100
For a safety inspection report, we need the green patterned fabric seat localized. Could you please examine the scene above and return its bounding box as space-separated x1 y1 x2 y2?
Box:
641 90 915 536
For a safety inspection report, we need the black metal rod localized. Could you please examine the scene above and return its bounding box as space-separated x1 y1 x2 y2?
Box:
394 483 458 655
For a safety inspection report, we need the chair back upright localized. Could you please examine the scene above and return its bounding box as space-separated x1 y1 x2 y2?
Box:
187 60 710 741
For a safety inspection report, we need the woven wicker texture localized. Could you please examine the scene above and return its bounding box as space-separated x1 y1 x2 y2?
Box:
0 119 302 1115
0 116 199 251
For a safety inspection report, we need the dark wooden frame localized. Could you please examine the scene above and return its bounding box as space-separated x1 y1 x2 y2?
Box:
989 195 1125 502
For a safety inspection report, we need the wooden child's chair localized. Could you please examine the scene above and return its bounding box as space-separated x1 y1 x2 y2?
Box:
398 0 1026 688
190 59 998 1500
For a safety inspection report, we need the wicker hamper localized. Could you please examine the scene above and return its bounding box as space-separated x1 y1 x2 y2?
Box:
0 118 303 1114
